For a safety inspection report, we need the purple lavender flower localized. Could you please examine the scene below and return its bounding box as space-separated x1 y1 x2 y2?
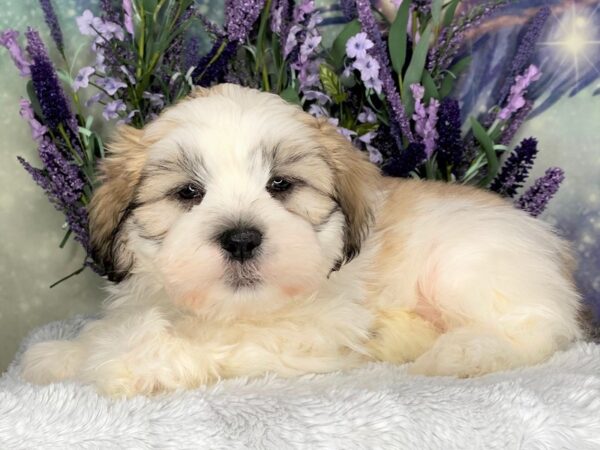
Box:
429 1 508 75
85 92 106 107
39 0 64 54
142 91 165 109
95 21 125 42
19 98 48 142
358 107 376 123
499 100 532 146
271 0 290 34
18 136 90 251
353 56 380 80
72 66 95 91
383 142 426 177
94 49 106 72
225 0 266 42
25 28 76 132
308 103 328 117
0 30 31 77
284 24 303 57
346 32 374 59
123 0 134 36
363 76 383 94
303 90 330 104
340 0 357 21
76 10 102 36
327 118 356 141
490 137 538 198
435 98 463 173
297 60 321 90
498 65 541 120
355 0 414 145
103 99 127 120
300 33 321 63
497 7 550 104
411 84 439 157
97 76 127 95
516 167 564 217
99 0 120 23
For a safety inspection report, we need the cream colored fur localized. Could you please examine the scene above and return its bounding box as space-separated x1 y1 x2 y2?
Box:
21 85 582 397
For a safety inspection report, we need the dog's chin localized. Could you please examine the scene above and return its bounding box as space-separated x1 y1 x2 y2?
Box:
160 255 327 319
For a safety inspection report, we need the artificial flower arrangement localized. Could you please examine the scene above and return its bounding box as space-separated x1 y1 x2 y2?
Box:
1 0 564 282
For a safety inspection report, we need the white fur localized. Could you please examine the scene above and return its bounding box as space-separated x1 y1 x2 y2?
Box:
20 85 583 397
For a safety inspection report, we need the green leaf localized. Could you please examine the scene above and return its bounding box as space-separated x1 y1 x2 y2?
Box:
402 23 433 116
470 117 499 187
439 55 472 97
56 69 73 86
330 20 361 68
431 0 443 26
356 123 379 136
319 65 347 104
388 0 411 74
78 127 92 138
280 86 301 105
421 70 439 102
442 0 460 28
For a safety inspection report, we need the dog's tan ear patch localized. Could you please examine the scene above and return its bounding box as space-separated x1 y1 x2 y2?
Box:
311 117 381 264
89 126 147 281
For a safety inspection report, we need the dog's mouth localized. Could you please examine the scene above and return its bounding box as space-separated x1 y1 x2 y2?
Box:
224 261 263 289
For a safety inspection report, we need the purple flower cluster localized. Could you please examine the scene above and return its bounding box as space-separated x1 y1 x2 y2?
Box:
355 0 414 146
25 28 77 132
18 138 89 251
383 142 427 177
516 168 565 217
429 1 507 75
410 83 439 157
39 0 64 54
497 6 550 105
225 0 266 42
123 0 134 36
284 0 323 93
0 29 31 77
19 99 48 142
340 0 357 21
490 137 538 198
436 98 463 173
497 65 541 121
499 100 532 146
345 32 382 93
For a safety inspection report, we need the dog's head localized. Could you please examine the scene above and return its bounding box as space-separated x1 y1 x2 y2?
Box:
90 84 380 317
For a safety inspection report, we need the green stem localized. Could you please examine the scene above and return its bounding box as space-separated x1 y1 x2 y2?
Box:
256 0 273 91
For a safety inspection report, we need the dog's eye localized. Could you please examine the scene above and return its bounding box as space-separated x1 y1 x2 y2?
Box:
176 184 204 202
267 177 292 194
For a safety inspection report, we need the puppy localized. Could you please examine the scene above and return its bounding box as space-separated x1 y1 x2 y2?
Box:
21 84 582 397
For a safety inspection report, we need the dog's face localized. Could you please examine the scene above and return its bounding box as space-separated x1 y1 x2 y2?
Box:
90 84 379 317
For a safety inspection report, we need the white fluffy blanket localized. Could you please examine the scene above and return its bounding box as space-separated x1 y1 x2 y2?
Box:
1 317 600 449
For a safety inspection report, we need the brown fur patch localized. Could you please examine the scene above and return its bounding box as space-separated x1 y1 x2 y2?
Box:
305 116 382 263
89 126 147 280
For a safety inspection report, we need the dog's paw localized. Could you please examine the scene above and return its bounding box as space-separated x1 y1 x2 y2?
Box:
407 328 518 377
21 340 83 385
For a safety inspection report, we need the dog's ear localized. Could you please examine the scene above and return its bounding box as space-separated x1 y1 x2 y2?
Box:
89 126 147 282
311 117 381 265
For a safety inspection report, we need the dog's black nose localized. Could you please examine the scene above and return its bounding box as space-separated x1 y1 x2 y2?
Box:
219 228 263 262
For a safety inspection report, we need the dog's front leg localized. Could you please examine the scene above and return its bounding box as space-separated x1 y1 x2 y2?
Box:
76 307 233 397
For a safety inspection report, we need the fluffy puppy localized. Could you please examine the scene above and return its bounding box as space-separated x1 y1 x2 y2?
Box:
21 84 582 397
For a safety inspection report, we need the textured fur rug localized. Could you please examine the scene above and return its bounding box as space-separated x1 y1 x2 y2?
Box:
1 316 599 449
